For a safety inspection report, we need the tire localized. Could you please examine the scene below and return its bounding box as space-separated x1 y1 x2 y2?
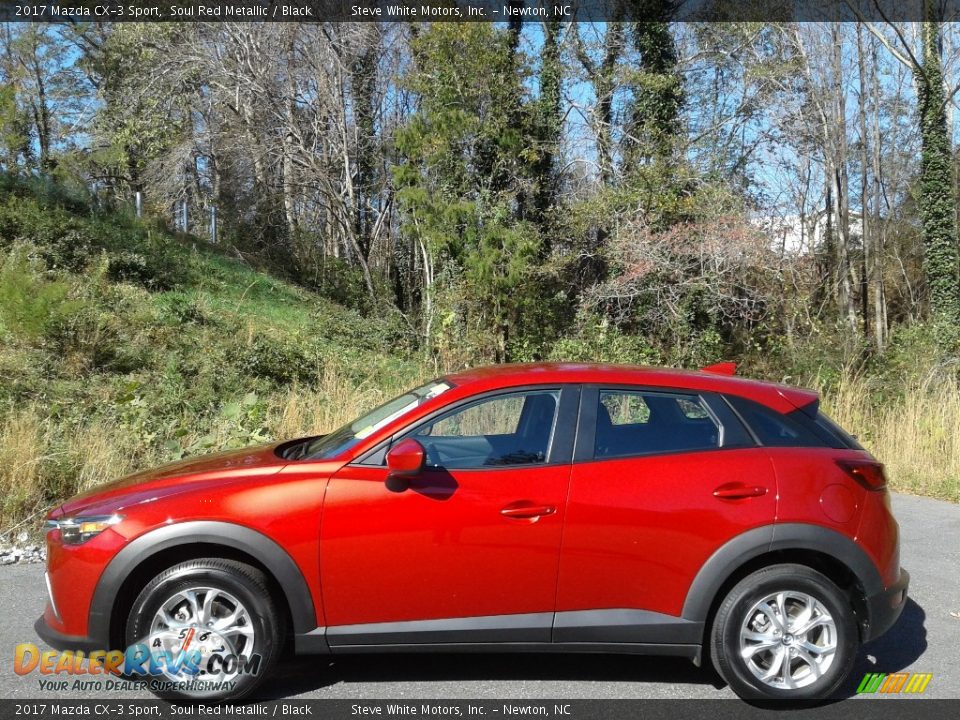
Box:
710 564 858 701
125 558 285 701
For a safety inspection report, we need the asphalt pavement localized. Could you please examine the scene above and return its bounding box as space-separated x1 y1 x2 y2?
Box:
1 493 957 701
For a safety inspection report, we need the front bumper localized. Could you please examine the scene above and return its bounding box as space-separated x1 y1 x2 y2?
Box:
865 567 909 642
34 615 102 653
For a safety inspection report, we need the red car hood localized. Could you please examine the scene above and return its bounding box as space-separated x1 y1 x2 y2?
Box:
54 444 288 518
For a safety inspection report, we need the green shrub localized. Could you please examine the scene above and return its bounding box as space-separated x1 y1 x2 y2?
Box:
155 291 211 326
87 217 192 291
229 334 320 386
0 186 191 290
44 301 152 375
545 313 662 366
311 301 412 354
312 255 371 310
869 322 957 385
0 198 96 273
0 249 84 342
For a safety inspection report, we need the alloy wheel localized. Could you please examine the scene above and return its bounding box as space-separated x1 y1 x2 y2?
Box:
738 590 838 690
148 586 256 682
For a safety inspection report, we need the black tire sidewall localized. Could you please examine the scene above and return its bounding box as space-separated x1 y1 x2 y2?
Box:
125 562 282 701
713 566 858 701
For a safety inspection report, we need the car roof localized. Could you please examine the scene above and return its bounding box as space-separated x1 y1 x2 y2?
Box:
445 362 817 414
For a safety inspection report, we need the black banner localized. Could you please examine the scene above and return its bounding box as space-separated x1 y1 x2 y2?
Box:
0 700 957 720
4 0 960 24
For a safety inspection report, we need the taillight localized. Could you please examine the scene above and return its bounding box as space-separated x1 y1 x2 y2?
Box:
837 459 888 491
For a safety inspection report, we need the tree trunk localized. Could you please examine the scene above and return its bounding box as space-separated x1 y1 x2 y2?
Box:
625 15 682 170
282 26 299 244
916 17 960 324
857 24 871 338
830 26 858 333
352 28 379 260
533 21 562 231
869 30 887 350
28 52 53 172
574 19 625 187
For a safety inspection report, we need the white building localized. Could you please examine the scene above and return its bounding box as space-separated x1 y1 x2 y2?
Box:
753 211 864 255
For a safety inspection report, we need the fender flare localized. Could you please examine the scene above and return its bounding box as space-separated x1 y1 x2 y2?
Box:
681 522 884 623
88 521 317 645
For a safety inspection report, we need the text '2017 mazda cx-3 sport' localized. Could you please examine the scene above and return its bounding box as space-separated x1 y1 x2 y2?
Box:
36 362 908 701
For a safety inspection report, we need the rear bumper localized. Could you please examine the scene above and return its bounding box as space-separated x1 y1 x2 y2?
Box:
865 567 909 642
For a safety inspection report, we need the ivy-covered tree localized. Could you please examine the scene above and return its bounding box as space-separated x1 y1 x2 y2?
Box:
533 22 563 229
862 9 960 329
916 20 960 325
624 18 684 168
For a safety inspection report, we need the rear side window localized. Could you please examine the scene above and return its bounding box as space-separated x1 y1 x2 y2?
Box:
595 390 720 458
725 396 830 448
814 411 864 450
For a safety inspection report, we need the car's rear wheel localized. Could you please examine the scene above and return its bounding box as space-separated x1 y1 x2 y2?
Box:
710 564 857 700
125 558 284 701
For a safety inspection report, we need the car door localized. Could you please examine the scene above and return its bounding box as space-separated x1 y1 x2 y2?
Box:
554 386 777 642
320 385 579 647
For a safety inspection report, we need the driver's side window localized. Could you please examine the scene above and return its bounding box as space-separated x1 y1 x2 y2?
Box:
409 390 560 469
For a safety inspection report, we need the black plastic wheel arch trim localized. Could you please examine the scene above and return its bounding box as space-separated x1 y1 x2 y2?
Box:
681 522 886 626
88 520 317 646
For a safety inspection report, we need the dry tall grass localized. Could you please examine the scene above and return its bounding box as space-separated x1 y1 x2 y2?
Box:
821 374 960 502
266 363 428 441
2 365 958 535
66 421 138 494
0 409 142 530
0 367 426 533
0 408 46 528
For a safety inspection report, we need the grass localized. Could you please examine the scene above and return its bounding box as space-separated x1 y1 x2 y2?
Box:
821 374 960 502
0 177 425 532
0 408 46 529
0 174 957 536
0 371 425 534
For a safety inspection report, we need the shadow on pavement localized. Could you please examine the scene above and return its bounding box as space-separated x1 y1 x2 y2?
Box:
835 597 927 699
259 652 724 699
256 599 926 701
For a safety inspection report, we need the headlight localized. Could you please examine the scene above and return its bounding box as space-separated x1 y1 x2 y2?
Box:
45 514 123 545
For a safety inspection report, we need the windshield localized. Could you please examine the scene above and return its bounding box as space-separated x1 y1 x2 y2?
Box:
300 379 454 460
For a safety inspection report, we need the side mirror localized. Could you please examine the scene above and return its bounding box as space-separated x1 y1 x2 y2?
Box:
385 438 426 492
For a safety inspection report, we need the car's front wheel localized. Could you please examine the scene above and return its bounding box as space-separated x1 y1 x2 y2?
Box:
125 558 284 701
710 564 858 700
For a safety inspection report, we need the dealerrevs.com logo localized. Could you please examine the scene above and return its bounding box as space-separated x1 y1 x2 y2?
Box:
856 672 933 695
14 627 261 694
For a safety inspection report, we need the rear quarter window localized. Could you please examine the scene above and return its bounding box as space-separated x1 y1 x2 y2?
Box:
725 396 833 448
813 411 864 450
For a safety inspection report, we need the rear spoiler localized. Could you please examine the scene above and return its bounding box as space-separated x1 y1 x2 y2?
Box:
700 362 737 376
700 362 821 417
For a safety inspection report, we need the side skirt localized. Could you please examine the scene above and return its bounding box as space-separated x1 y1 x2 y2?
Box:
326 642 701 664
294 609 704 666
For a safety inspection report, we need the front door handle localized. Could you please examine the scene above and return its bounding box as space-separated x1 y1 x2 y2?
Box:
713 483 768 500
500 502 557 520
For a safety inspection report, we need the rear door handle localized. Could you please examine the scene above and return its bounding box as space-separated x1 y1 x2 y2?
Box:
713 483 768 500
500 502 557 519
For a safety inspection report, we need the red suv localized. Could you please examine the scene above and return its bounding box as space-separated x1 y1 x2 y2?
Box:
37 363 908 701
